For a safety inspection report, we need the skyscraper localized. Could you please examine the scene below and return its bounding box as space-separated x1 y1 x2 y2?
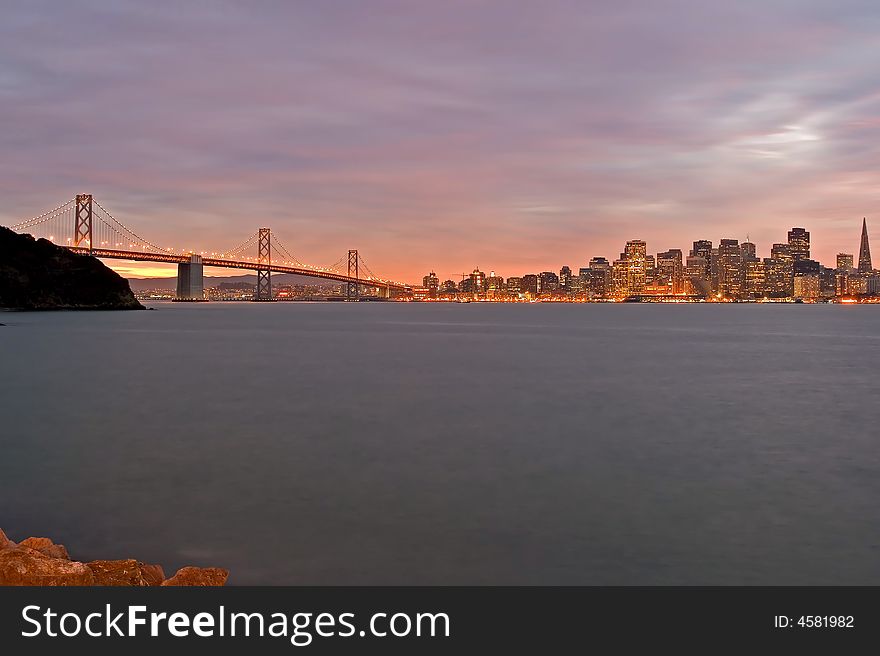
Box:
656 249 684 294
586 257 611 298
858 218 872 273
836 253 854 272
716 239 743 299
691 240 713 278
623 240 647 295
765 243 794 298
469 268 487 293
422 271 439 297
787 227 810 261
685 255 710 296
559 266 572 291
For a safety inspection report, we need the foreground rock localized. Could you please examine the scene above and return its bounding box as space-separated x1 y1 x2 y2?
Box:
0 548 95 586
0 529 227 586
0 225 144 310
19 537 70 560
161 567 229 586
87 559 166 586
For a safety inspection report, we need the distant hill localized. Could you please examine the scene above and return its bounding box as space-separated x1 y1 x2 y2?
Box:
127 273 341 291
0 226 143 310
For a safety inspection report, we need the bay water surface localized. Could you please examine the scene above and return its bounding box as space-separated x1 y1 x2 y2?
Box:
1 302 878 584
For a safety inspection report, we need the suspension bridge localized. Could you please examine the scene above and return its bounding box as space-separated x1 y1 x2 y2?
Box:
7 194 411 300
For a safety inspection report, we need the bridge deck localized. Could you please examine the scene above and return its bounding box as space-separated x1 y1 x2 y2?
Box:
69 247 409 291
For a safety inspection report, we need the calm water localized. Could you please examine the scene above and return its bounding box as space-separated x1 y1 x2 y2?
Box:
1 302 879 585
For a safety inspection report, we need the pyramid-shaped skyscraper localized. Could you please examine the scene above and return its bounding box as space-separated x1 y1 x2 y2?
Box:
858 218 872 273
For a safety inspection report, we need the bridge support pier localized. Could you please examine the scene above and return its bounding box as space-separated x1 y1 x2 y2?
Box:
176 254 205 301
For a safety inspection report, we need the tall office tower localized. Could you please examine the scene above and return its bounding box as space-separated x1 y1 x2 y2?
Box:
656 249 684 294
645 254 657 286
848 275 867 296
522 274 540 296
685 255 710 296
612 256 629 297
793 274 820 300
506 276 523 294
623 240 647 295
709 247 721 294
469 268 487 294
858 218 873 273
837 253 854 271
787 227 810 261
588 256 610 272
486 272 505 293
540 271 559 291
423 271 439 297
819 266 837 298
766 243 794 297
744 259 766 298
587 257 611 298
691 240 713 275
740 241 757 262
793 258 820 277
716 239 744 299
559 266 572 291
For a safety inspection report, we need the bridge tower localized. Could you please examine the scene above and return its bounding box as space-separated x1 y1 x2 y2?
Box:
74 194 93 252
254 228 273 301
347 249 359 300
176 254 205 301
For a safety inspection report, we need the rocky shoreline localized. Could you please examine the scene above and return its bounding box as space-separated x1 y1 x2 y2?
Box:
0 529 227 586
0 226 144 311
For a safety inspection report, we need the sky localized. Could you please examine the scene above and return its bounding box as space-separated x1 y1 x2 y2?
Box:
2 0 879 282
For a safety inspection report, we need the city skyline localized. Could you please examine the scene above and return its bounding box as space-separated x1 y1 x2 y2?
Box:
3 2 880 281
410 217 877 301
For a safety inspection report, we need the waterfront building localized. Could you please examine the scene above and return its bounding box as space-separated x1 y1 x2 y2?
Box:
623 240 647 295
522 274 540 296
744 259 766 298
656 249 684 294
559 266 572 291
585 258 611 298
764 243 794 298
793 274 819 301
412 286 431 300
717 239 743 299
690 240 713 277
819 266 837 298
685 255 710 296
540 271 559 291
486 271 505 291
612 256 628 297
469 268 487 294
422 271 439 297
847 274 867 296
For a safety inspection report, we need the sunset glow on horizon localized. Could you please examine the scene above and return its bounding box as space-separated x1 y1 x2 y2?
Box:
2 1 879 282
